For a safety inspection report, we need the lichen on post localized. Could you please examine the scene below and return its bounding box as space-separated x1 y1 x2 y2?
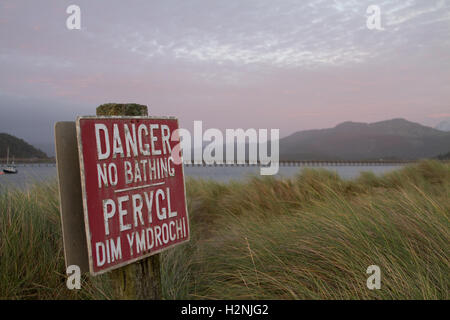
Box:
96 103 148 117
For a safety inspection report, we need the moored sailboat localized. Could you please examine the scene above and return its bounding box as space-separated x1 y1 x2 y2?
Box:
3 147 18 174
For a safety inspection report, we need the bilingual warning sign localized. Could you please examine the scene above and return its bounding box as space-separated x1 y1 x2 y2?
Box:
76 116 189 275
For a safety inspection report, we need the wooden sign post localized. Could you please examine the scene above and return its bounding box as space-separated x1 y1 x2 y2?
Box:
97 103 161 299
55 103 190 300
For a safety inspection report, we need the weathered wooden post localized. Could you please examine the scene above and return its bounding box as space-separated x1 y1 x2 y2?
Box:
96 103 162 300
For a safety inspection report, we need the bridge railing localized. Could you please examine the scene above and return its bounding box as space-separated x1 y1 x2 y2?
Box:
1 159 447 168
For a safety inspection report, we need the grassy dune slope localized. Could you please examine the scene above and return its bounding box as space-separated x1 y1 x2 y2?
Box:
1 161 449 299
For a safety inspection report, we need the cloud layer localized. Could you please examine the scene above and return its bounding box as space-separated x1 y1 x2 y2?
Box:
0 0 449 155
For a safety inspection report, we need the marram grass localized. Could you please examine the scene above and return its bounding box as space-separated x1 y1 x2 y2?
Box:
1 160 449 299
0 183 111 299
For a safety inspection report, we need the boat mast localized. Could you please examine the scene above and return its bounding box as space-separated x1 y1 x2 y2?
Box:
6 147 9 165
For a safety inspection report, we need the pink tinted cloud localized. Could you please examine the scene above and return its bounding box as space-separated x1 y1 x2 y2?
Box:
428 113 450 118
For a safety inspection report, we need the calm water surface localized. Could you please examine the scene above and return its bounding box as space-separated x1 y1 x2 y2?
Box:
0 164 404 191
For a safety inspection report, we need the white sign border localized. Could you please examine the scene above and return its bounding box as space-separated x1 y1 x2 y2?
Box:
76 115 190 276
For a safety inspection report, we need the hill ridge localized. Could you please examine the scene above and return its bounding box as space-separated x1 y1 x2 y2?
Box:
280 118 450 160
0 133 48 159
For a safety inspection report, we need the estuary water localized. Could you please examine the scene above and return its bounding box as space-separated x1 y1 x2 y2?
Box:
0 164 404 191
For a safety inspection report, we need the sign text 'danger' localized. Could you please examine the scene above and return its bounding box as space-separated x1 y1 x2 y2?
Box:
77 117 189 275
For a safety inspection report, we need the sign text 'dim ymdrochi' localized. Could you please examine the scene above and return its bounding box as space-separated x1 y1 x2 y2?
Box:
77 116 189 275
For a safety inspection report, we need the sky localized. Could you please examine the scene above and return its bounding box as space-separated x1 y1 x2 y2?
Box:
0 0 449 155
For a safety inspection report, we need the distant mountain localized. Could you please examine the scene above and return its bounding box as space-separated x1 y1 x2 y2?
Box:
0 133 48 159
280 118 450 160
435 120 450 132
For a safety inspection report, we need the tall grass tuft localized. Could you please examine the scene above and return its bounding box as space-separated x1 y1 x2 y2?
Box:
161 160 449 300
0 182 110 299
